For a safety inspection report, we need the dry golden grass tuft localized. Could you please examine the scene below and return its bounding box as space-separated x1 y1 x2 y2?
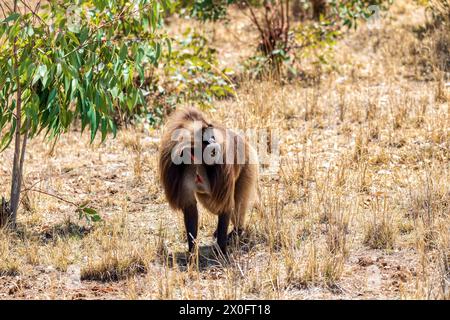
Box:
0 0 449 299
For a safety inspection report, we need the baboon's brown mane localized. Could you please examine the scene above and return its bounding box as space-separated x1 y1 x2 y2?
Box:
159 108 236 211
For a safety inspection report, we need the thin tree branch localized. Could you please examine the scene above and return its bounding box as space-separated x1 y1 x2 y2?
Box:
18 0 48 31
1 1 13 14
263 2 275 51
26 188 79 207
244 0 266 39
285 0 290 50
21 177 46 194
0 3 7 19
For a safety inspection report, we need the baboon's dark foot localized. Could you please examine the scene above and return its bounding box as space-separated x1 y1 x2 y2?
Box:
214 228 243 241
212 245 230 263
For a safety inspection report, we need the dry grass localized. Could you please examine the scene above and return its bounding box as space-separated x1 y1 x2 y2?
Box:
0 1 449 299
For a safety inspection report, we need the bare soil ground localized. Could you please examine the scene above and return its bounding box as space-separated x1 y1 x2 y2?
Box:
0 1 449 299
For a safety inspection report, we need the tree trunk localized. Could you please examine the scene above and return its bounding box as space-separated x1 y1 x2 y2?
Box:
6 0 23 229
8 123 28 229
0 197 11 227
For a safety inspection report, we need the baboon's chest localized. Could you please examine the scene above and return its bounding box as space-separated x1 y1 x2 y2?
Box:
195 193 234 215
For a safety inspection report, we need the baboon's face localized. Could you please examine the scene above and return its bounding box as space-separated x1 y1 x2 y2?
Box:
179 145 212 196
174 125 223 197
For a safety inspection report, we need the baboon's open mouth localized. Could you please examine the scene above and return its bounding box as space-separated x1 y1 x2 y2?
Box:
195 174 204 184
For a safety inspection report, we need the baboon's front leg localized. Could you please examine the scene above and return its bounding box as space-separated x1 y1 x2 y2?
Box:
216 212 231 255
183 204 198 254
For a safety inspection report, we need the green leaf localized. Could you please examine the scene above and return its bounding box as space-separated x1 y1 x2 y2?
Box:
87 106 98 142
67 32 81 45
165 37 172 57
100 117 107 142
109 119 117 138
155 42 161 63
3 13 20 23
83 207 97 216
119 44 128 60
76 206 102 223
47 88 57 107
90 214 102 222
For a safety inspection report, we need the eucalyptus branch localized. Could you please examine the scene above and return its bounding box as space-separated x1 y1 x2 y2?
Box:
61 2 154 59
0 0 167 227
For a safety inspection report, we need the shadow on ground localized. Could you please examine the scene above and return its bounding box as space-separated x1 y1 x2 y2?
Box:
38 221 92 243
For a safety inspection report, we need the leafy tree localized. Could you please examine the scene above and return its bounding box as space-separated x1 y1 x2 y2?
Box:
0 0 172 228
178 0 236 21
177 1 391 79
115 28 235 127
329 0 392 29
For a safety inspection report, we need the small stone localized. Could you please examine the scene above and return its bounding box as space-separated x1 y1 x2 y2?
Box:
366 265 382 291
45 265 56 273
358 256 374 267
66 264 82 290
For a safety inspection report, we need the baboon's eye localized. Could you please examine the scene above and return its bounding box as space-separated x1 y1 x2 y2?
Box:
208 136 216 144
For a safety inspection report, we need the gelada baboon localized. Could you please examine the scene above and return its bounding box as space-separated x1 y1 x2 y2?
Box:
159 108 259 257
